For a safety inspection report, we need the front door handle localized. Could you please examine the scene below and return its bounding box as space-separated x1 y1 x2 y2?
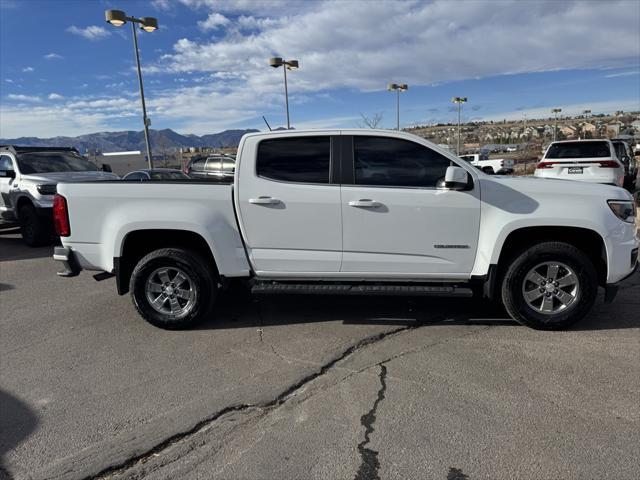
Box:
249 196 281 205
348 199 381 208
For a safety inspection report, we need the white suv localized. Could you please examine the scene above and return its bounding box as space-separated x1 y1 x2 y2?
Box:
535 139 624 187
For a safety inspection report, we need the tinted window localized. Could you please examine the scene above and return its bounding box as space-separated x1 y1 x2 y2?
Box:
149 171 189 180
257 137 330 183
612 142 629 159
16 152 99 173
0 155 13 171
353 136 450 187
190 158 206 170
460 155 473 162
546 141 611 159
124 172 147 181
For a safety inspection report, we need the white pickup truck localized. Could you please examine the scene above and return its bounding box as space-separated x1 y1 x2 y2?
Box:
53 129 638 330
459 153 514 174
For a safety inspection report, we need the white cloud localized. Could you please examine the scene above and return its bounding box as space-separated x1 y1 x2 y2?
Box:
5 78 13 83
7 94 41 102
198 12 230 31
22 66 34 72
151 0 171 10
44 53 63 60
605 70 640 78
66 25 111 41
48 93 64 100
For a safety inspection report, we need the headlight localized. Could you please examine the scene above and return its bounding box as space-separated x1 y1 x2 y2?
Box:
36 184 57 195
607 200 636 224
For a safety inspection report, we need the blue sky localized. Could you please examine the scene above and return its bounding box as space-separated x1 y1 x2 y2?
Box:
1 0 639 138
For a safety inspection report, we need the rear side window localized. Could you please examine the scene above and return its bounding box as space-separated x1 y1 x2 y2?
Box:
353 136 450 188
257 136 331 183
546 141 611 159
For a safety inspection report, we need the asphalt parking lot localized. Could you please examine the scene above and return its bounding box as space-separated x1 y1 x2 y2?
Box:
1 228 639 480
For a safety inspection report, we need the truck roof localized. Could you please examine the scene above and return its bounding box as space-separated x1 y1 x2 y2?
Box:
0 145 79 154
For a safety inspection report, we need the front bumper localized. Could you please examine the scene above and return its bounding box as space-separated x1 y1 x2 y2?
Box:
53 246 81 277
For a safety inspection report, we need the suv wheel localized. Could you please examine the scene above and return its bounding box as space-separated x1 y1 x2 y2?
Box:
130 248 217 329
19 204 51 247
501 242 597 330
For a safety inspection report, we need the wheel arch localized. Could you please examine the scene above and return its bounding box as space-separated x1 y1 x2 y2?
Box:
116 229 220 295
496 226 607 286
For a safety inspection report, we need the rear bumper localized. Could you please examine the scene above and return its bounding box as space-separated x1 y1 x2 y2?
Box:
53 246 81 277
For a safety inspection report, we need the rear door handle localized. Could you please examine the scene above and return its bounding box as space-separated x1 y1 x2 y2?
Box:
249 196 281 205
348 199 381 208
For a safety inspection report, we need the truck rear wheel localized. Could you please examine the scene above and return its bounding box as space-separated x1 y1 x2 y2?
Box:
501 242 597 330
19 204 51 247
129 248 217 329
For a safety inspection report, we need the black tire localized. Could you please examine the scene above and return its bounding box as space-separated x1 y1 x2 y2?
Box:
129 248 218 329
482 166 495 174
501 242 598 330
19 204 51 247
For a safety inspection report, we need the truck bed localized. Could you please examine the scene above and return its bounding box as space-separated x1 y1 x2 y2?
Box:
56 181 250 276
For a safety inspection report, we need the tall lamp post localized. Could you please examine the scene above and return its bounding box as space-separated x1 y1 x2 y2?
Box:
105 9 158 168
451 96 467 155
582 109 591 138
269 57 299 129
551 108 562 141
387 83 408 130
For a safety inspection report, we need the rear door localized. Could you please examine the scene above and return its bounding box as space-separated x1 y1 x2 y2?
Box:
236 134 342 274
340 134 481 277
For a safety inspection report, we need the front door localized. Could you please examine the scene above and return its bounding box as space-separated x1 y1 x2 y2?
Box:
340 135 481 277
0 155 16 222
236 134 342 274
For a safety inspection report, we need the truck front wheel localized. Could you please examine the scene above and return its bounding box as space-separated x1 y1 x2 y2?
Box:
501 242 598 330
129 248 217 329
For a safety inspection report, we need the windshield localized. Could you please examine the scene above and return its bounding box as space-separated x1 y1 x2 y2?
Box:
17 152 99 173
149 171 189 180
545 141 611 159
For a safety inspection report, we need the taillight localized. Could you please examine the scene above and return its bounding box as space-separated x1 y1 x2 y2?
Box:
53 194 70 237
536 162 556 169
598 161 620 168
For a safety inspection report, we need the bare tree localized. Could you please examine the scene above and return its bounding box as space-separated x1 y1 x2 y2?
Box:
359 112 384 129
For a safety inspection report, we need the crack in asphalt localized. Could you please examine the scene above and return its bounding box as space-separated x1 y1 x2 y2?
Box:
354 364 387 480
87 325 417 479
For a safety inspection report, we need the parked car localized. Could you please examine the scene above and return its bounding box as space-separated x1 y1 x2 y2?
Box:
185 154 235 182
0 145 118 246
123 168 190 181
459 153 514 174
611 139 638 189
535 139 625 187
53 129 638 331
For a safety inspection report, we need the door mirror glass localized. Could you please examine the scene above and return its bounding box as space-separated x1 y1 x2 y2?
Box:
0 169 16 179
442 166 470 190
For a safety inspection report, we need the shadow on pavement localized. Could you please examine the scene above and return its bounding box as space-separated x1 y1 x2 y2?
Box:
0 229 54 262
0 390 39 480
196 275 640 332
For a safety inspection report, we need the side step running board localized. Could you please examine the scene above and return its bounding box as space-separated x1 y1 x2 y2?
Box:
251 282 472 297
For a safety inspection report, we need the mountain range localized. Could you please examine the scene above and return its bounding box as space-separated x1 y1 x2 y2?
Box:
0 128 261 153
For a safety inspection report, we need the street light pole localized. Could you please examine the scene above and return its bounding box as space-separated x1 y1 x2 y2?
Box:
387 83 408 130
105 9 158 169
131 21 153 168
269 57 299 129
551 108 562 142
451 96 467 155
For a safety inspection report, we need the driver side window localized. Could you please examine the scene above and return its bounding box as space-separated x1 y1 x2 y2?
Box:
353 136 450 188
0 155 14 172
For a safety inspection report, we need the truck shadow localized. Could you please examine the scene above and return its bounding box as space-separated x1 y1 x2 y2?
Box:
198 275 640 332
0 390 39 480
0 228 54 262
